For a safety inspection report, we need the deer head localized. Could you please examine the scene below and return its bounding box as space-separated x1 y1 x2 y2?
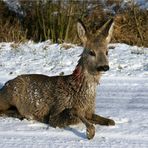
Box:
77 18 114 75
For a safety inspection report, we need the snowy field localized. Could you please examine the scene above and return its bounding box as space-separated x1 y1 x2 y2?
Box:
0 41 148 148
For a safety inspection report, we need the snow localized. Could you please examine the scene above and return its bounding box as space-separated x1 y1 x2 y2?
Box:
0 41 148 147
0 41 147 83
3 0 26 17
108 43 148 77
126 0 148 9
112 0 148 10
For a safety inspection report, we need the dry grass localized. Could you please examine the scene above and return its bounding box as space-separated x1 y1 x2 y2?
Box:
0 1 27 42
113 5 148 47
0 1 148 47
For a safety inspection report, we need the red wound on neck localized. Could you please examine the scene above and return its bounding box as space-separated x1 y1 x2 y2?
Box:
73 66 81 77
73 66 84 82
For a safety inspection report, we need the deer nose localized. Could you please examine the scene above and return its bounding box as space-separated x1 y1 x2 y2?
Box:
97 65 109 71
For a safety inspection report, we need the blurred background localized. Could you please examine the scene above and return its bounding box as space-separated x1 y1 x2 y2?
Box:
0 0 148 47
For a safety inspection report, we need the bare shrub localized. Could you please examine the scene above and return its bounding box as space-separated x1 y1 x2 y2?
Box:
0 0 148 47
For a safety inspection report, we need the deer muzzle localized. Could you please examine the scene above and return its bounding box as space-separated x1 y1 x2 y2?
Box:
96 65 109 72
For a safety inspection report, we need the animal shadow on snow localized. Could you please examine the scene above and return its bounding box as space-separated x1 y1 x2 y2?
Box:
64 127 87 139
0 83 3 89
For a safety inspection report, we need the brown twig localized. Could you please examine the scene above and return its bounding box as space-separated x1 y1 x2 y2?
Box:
133 6 144 45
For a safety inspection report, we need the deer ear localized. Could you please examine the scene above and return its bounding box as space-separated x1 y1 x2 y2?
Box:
106 21 114 43
77 21 87 44
96 18 114 43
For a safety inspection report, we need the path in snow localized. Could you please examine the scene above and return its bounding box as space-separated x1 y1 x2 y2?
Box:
0 77 147 148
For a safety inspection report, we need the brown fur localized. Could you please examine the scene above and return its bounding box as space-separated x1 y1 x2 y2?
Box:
0 18 115 139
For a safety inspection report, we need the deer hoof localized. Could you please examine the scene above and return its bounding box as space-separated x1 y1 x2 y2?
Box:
86 124 95 140
108 119 115 126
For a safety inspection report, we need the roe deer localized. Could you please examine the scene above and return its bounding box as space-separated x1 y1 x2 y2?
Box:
0 18 115 139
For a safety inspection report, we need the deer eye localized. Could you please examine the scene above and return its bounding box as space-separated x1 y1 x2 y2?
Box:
106 51 108 55
89 50 96 56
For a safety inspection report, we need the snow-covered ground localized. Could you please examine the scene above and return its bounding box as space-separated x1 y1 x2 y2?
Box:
0 41 148 148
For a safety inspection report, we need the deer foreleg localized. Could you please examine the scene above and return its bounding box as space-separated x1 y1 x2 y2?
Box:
49 105 66 119
71 111 95 140
79 115 95 139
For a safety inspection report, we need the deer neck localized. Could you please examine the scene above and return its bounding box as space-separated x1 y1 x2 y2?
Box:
71 63 101 93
